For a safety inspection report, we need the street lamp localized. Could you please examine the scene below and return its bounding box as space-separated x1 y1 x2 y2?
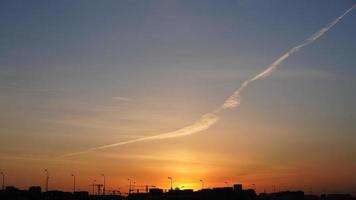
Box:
128 178 132 195
92 180 96 195
71 174 76 193
0 172 4 190
168 177 173 190
133 181 136 193
44 169 49 192
101 174 105 195
200 180 204 190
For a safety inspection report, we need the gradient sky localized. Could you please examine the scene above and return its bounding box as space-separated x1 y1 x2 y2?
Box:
1 0 356 195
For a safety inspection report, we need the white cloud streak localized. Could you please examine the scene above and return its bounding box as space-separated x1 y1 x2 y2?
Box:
62 4 355 157
113 96 134 102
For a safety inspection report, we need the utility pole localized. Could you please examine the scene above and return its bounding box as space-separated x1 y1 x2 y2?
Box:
44 169 49 192
168 177 173 190
200 180 204 190
71 174 76 193
101 174 105 195
0 172 4 190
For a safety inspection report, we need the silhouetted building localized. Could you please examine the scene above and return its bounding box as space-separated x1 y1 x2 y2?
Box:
234 184 243 191
258 191 304 200
0 183 355 200
149 188 163 195
28 186 42 200
29 186 41 194
5 186 19 192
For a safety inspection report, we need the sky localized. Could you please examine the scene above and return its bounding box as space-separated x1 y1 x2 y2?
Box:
0 0 356 195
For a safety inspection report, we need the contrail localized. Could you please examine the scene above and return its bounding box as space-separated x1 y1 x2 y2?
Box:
62 4 355 157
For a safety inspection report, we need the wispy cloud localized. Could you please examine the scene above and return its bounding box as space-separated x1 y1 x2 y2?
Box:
112 96 134 102
62 4 355 157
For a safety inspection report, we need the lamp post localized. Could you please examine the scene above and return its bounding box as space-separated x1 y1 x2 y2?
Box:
128 179 132 195
71 174 76 193
200 180 204 190
168 177 173 190
101 174 105 195
92 180 96 195
133 181 136 193
0 172 4 190
44 169 49 192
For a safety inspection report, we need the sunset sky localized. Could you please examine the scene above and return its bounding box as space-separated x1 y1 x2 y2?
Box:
1 0 356 195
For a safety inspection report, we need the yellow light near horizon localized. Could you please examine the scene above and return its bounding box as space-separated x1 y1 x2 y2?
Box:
174 182 200 191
